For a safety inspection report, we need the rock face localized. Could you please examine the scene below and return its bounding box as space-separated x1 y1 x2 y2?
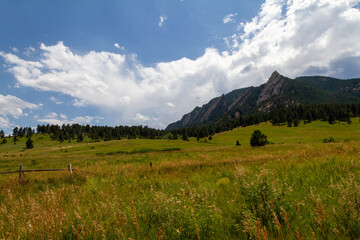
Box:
166 71 360 130
256 71 284 104
228 87 253 110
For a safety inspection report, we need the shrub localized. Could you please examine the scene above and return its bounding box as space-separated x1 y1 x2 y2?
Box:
323 137 335 143
250 130 268 147
167 132 174 140
236 140 241 146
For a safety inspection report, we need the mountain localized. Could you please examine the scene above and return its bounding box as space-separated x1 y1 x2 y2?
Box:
166 71 360 130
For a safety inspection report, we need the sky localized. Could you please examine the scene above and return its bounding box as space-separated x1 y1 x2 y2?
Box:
0 0 360 132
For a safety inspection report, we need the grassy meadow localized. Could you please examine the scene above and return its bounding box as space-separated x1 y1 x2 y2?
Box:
0 119 360 239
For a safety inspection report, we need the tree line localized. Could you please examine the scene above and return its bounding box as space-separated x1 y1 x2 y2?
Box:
0 124 165 144
0 103 359 144
36 124 166 142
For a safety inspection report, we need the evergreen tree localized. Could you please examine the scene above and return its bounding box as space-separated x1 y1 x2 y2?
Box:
293 118 299 127
0 130 4 139
59 132 64 143
13 127 19 137
26 128 33 138
26 138 34 149
328 114 335 124
182 129 189 141
250 130 268 147
77 133 84 142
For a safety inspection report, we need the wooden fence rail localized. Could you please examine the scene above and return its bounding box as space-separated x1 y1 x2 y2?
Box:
0 164 96 184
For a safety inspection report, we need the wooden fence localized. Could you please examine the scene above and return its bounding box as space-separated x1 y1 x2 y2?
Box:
0 164 96 184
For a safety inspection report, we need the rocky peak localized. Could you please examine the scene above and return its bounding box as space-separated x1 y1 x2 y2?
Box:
257 71 284 104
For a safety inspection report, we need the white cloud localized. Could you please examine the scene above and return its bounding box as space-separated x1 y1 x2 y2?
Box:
0 95 41 118
37 113 101 126
72 116 95 124
0 94 42 129
1 0 360 128
73 99 87 107
24 46 35 56
223 13 237 24
167 102 175 107
118 96 131 104
159 15 167 27
114 43 125 50
134 113 151 122
50 96 64 105
10 47 18 53
0 117 11 129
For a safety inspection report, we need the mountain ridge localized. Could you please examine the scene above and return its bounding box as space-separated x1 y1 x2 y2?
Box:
166 72 360 130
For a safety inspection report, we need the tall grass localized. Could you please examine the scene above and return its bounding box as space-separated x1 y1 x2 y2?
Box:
0 119 359 239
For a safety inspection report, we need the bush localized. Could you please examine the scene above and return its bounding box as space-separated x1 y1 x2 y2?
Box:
236 140 241 146
250 130 268 147
167 132 174 140
323 137 335 143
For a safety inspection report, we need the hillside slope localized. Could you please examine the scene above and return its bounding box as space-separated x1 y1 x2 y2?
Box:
166 71 360 130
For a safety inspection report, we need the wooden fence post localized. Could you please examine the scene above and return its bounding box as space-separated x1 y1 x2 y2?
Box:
19 165 23 184
68 164 72 175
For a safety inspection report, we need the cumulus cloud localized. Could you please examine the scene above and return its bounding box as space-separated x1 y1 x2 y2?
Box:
24 46 35 56
50 96 64 105
0 94 42 128
114 43 125 50
134 113 151 122
167 102 175 107
37 113 101 126
223 13 237 24
73 99 87 107
1 0 360 128
159 15 167 27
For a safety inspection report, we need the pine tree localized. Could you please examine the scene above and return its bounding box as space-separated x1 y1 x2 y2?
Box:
0 130 4 139
328 114 335 124
250 130 268 147
182 129 189 141
26 138 34 149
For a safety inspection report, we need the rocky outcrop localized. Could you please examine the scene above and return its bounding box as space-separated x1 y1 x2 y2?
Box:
228 87 253 111
256 71 284 104
198 94 227 123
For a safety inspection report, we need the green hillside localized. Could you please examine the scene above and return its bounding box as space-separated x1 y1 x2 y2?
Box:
0 119 360 239
166 72 360 130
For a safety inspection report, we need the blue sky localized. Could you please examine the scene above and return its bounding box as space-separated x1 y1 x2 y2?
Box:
1 0 360 132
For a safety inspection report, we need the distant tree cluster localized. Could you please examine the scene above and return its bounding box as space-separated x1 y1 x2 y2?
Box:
269 103 358 126
36 124 165 142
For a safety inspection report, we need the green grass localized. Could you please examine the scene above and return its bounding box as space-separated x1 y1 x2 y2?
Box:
0 119 359 239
